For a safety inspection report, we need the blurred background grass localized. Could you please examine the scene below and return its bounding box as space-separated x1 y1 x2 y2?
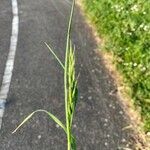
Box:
82 0 150 131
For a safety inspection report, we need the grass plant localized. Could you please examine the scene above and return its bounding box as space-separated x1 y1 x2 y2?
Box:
12 0 78 149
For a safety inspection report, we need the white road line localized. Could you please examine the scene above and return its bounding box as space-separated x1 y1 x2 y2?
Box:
0 0 19 129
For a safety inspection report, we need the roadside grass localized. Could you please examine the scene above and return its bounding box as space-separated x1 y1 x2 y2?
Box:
12 0 78 150
82 0 150 131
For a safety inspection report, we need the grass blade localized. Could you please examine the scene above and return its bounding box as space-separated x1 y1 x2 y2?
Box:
45 42 65 69
12 109 66 134
12 111 35 134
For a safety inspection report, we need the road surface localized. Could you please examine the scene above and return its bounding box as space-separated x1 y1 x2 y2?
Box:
0 0 135 149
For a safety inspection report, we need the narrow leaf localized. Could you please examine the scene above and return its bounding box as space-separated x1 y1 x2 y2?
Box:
45 42 65 69
12 109 67 134
12 111 35 134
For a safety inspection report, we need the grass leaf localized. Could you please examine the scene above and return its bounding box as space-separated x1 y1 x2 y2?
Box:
12 111 35 134
45 42 65 70
12 109 66 134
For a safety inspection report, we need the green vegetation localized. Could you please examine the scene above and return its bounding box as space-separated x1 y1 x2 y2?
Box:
13 0 78 149
83 0 150 131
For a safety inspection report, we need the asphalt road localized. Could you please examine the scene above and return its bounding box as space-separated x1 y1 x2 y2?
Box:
0 0 135 149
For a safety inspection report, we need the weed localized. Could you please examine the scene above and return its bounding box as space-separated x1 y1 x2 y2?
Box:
12 0 78 149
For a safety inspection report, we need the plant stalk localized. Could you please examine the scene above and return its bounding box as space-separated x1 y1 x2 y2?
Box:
65 0 75 149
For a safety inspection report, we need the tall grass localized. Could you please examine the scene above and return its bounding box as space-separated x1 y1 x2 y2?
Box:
12 0 78 149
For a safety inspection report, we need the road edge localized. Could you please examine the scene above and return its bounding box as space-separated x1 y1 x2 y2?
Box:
76 0 150 149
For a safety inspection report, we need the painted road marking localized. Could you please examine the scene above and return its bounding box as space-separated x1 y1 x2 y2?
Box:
0 0 19 129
